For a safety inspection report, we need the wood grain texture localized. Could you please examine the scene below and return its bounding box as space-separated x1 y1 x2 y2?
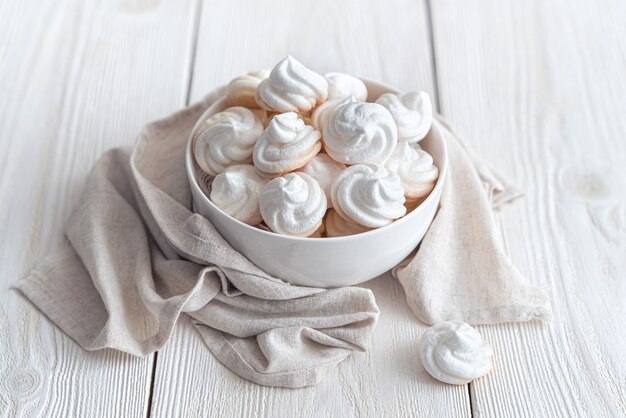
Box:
430 0 626 416
150 1 471 416
0 0 199 416
153 276 470 418
4 0 625 416
187 0 435 104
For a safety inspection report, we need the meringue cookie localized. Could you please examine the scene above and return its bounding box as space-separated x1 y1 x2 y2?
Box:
259 172 327 237
226 70 270 108
297 153 346 208
323 102 397 165
385 142 439 200
255 222 272 232
325 208 371 237
195 165 214 197
210 165 269 225
325 72 368 101
255 56 328 113
420 320 494 385
308 221 326 238
266 111 310 128
375 91 433 143
331 164 406 228
404 197 425 213
193 107 264 176
253 112 322 177
311 96 356 133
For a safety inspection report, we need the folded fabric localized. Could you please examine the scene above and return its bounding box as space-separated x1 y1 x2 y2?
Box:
18 88 379 388
392 118 550 325
18 86 549 389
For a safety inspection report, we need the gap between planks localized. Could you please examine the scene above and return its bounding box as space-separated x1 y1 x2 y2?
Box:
424 0 442 114
144 1 204 417
425 0 474 416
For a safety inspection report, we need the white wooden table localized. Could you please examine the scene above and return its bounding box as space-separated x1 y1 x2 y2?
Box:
1 0 625 416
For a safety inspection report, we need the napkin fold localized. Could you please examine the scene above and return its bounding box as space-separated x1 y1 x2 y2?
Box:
17 87 549 388
392 118 550 325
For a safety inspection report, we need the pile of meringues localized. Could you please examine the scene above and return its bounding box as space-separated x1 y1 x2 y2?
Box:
193 55 439 238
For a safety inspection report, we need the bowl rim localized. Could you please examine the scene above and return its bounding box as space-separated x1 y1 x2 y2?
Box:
185 78 448 242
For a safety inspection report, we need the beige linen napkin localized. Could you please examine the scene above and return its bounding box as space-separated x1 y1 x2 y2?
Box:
17 87 549 388
392 118 550 325
17 88 379 388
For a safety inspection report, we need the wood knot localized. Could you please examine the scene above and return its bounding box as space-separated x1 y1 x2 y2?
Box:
560 165 613 200
589 202 626 244
7 369 40 397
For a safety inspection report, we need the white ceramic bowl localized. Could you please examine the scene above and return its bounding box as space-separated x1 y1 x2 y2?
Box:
185 79 448 288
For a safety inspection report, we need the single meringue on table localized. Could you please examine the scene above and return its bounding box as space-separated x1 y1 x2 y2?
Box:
325 208 372 237
253 112 322 178
210 164 269 225
255 56 328 113
325 72 368 101
420 320 494 385
225 69 270 108
376 90 433 143
311 96 356 133
259 172 327 237
193 106 264 176
331 164 406 228
297 153 346 208
324 102 398 165
385 142 439 200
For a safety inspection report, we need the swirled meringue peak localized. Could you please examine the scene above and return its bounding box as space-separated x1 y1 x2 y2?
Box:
297 153 346 208
325 72 368 101
210 164 269 225
226 69 270 108
193 107 264 176
253 112 322 177
255 56 328 113
385 142 439 200
259 172 327 237
375 91 433 143
323 102 397 164
420 321 494 385
331 164 406 228
325 208 372 237
311 96 356 133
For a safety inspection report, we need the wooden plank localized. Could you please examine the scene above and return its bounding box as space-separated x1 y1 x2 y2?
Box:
153 277 470 418
151 0 471 416
187 0 435 103
430 0 626 416
0 0 199 416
